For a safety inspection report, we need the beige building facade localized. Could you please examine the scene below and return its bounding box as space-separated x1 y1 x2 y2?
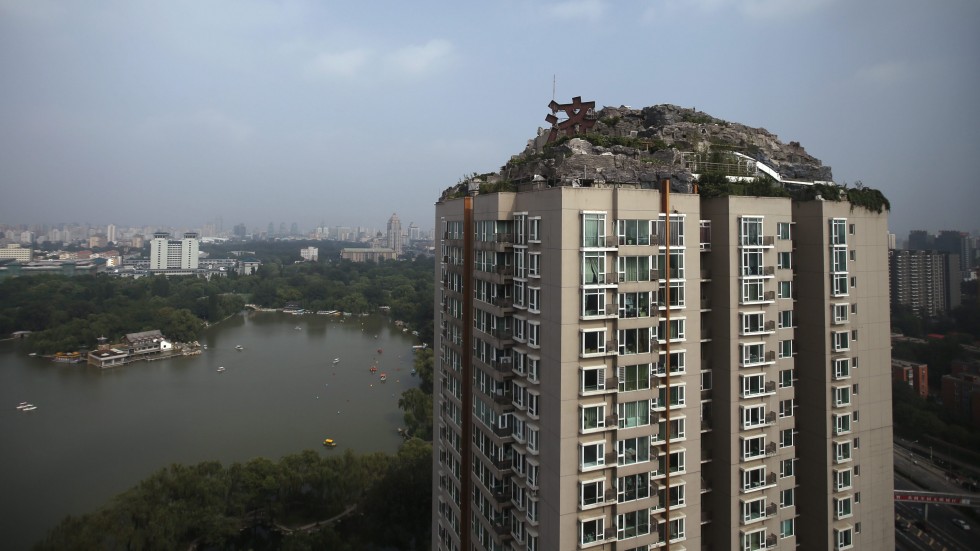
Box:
433 185 893 551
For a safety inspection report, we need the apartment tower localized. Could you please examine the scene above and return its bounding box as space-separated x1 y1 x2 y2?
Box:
432 180 893 551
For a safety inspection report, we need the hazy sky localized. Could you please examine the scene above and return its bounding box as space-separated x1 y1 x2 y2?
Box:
1 0 977 236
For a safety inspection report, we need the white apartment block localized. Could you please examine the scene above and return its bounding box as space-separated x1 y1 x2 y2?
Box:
149 231 199 271
432 183 893 551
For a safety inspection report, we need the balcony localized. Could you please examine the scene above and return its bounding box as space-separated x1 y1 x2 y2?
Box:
492 391 512 405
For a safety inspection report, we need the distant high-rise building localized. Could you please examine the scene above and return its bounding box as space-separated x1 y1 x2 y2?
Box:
279 222 287 236
387 213 403 255
889 249 960 316
887 232 896 250
107 224 117 244
149 232 199 271
300 247 318 262
268 222 275 237
291 222 299 235
935 230 976 275
408 222 421 242
233 224 247 238
907 230 932 251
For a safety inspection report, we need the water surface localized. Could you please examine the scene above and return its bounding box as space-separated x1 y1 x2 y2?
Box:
0 312 419 549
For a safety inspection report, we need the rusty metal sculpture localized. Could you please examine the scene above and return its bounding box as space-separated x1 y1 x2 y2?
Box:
545 96 597 143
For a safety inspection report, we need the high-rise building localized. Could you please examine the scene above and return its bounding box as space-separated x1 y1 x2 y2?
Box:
907 230 932 251
149 231 199 271
888 249 960 317
388 213 403 255
107 224 117 244
433 184 893 551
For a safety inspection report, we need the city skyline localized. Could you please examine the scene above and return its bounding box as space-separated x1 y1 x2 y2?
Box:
1 1 979 236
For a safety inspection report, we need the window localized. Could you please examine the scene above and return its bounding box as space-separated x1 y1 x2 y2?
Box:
778 310 793 329
835 413 852 435
582 330 606 356
780 518 795 538
742 435 766 460
617 508 651 540
701 370 713 391
835 496 853 519
742 497 766 523
580 442 605 470
656 251 685 279
835 440 852 463
582 213 606 248
849 249 856 261
741 312 765 334
832 273 848 296
831 219 847 246
528 322 539 347
851 303 857 315
528 287 540 312
582 252 607 285
851 329 858 342
833 331 850 352
779 428 794 448
779 369 794 388
618 399 651 429
777 222 792 240
835 527 853 550
618 472 650 503
741 529 766 551
742 466 767 491
778 251 792 269
832 248 848 273
668 517 685 541
580 479 605 508
849 223 856 235
834 386 851 407
618 291 652 318
850 276 857 288
742 404 766 429
779 399 794 418
836 468 852 491
617 436 650 465
618 327 652 355
741 343 766 366
779 339 794 358
617 219 651 246
581 404 606 432
834 303 849 324
583 288 607 317
618 364 651 392
657 317 686 342
779 458 795 478
581 367 606 393
528 252 540 277
580 517 605 546
618 255 653 282
780 488 795 508
741 278 766 303
778 280 793 299
741 374 766 397
740 216 764 246
529 217 540 242
742 249 764 277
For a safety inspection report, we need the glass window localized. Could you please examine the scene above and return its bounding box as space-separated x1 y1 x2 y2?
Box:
580 478 604 508
616 508 651 540
583 213 606 247
618 327 652 355
580 517 605 546
835 496 853 519
581 442 605 470
780 428 794 448
617 219 651 246
742 249 764 276
835 440 852 463
742 404 766 429
740 216 764 246
581 367 606 393
779 399 794 418
780 458 796 478
581 404 606 432
529 218 541 242
834 303 849 324
780 369 794 388
582 330 607 356
780 518 795 538
618 364 651 392
742 466 767 491
778 251 793 269
836 468 852 491
779 339 794 358
742 497 767 523
832 273 849 296
778 310 793 329
777 222 792 240
618 399 651 428
741 278 766 303
617 436 650 466
833 331 850 352
528 287 540 312
582 252 607 285
778 280 793 299
618 255 653 282
617 472 650 503
831 219 847 246
528 252 540 277
618 291 652 318
835 413 852 435
583 288 606 317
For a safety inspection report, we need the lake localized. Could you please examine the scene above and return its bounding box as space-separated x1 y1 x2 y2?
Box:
0 312 421 550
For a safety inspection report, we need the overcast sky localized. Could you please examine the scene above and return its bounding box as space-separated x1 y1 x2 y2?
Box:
1 0 977 237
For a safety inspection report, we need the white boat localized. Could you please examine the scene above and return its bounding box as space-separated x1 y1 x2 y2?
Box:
236 345 244 350
295 326 302 330
16 402 30 410
22 405 37 411
332 358 340 364
203 345 208 350
217 366 226 373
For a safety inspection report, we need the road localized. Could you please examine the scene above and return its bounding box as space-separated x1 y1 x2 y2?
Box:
893 445 979 551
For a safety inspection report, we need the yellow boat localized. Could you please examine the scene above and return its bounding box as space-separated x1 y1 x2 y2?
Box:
322 438 337 447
